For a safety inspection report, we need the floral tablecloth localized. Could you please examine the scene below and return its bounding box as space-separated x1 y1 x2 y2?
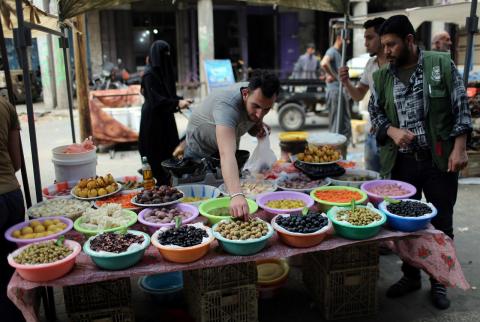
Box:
7 222 470 322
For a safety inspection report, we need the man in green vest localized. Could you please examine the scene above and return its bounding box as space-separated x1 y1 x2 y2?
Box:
369 15 472 310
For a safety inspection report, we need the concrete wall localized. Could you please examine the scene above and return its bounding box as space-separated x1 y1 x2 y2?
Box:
86 11 103 77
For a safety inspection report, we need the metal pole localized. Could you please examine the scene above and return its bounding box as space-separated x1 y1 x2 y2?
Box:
0 17 32 208
335 14 348 134
14 0 42 202
463 0 478 86
60 27 77 143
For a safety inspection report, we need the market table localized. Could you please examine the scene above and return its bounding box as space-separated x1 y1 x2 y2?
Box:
8 221 470 322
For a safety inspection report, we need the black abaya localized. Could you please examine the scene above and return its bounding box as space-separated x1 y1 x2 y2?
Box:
139 41 180 185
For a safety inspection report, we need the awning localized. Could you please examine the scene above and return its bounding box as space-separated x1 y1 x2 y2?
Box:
351 1 472 29
237 0 342 12
0 0 60 38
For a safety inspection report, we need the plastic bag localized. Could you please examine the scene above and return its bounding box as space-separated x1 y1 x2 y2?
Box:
243 128 277 174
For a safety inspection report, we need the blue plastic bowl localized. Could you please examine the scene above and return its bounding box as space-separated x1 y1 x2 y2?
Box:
138 272 183 304
212 220 274 256
378 199 437 232
83 230 150 270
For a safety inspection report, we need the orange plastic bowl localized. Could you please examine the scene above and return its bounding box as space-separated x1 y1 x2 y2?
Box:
271 214 332 248
151 225 214 263
8 240 81 282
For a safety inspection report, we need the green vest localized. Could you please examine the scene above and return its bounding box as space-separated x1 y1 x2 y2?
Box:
372 51 454 177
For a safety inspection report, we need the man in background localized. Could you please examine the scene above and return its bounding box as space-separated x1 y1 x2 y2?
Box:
339 17 386 172
292 43 320 79
432 31 452 52
321 31 352 145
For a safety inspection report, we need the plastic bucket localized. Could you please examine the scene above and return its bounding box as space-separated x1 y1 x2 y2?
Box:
52 145 97 182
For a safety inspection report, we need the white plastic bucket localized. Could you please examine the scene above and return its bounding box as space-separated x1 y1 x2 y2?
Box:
51 146 97 182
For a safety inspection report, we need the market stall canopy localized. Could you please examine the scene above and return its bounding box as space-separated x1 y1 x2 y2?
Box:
351 1 472 29
57 0 138 20
0 0 60 38
234 0 344 13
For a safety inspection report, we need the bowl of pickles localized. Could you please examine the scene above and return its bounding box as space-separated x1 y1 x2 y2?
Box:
198 197 258 225
175 184 221 207
256 191 314 215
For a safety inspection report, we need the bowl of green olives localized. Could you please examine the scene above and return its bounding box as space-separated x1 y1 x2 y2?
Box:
212 219 274 256
326 204 386 240
7 239 81 282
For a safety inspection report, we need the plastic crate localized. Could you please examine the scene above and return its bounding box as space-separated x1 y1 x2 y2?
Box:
63 278 131 314
309 243 379 271
303 253 378 320
183 262 257 293
187 284 258 322
68 306 135 322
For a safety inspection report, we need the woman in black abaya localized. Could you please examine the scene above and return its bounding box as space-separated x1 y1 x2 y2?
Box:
139 40 192 185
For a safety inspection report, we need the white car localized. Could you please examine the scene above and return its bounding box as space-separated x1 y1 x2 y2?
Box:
346 53 371 79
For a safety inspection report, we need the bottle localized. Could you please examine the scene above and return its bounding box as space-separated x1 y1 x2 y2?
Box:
141 156 155 190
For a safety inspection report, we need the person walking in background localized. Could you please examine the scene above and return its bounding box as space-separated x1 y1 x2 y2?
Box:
338 17 386 171
292 43 320 79
138 40 193 185
432 31 452 52
321 30 352 146
369 15 472 310
0 96 25 322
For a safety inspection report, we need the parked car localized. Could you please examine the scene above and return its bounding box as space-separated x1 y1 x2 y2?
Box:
0 69 42 103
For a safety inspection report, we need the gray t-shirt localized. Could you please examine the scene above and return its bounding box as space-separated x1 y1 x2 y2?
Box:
185 82 255 159
325 46 342 90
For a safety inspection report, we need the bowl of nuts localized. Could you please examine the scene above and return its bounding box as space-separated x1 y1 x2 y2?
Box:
212 218 274 256
326 204 386 240
7 239 81 282
138 204 199 233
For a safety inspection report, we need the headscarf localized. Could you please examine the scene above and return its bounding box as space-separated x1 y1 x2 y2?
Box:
143 40 176 97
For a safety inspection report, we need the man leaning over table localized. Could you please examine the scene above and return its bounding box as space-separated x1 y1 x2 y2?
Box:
368 15 472 310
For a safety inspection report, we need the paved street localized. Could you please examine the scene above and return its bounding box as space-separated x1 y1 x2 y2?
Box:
13 104 479 322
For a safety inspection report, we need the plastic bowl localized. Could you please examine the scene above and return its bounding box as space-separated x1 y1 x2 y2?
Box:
7 239 81 282
378 199 438 232
175 184 221 207
271 214 332 248
310 186 368 212
73 210 138 237
361 179 417 207
138 203 199 234
138 272 184 304
256 191 314 215
42 180 77 199
198 197 258 225
329 169 380 189
5 217 74 247
151 224 214 263
83 230 150 270
211 219 274 256
326 205 387 240
256 258 290 287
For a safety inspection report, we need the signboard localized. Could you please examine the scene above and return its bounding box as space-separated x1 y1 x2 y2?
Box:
203 59 235 92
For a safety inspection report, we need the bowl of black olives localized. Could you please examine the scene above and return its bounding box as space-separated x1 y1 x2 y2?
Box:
271 212 332 248
378 199 437 232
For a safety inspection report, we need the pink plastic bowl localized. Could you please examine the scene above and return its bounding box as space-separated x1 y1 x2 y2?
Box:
360 179 417 206
5 216 74 248
8 239 81 282
138 203 199 234
256 191 314 215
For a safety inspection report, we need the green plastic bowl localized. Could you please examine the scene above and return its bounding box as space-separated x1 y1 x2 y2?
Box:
198 197 258 225
310 186 368 212
212 219 274 256
83 230 150 270
326 205 386 240
74 210 138 237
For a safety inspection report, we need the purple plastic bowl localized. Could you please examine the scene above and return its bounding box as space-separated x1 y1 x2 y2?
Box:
4 216 74 248
256 191 314 215
138 203 199 234
360 179 417 207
